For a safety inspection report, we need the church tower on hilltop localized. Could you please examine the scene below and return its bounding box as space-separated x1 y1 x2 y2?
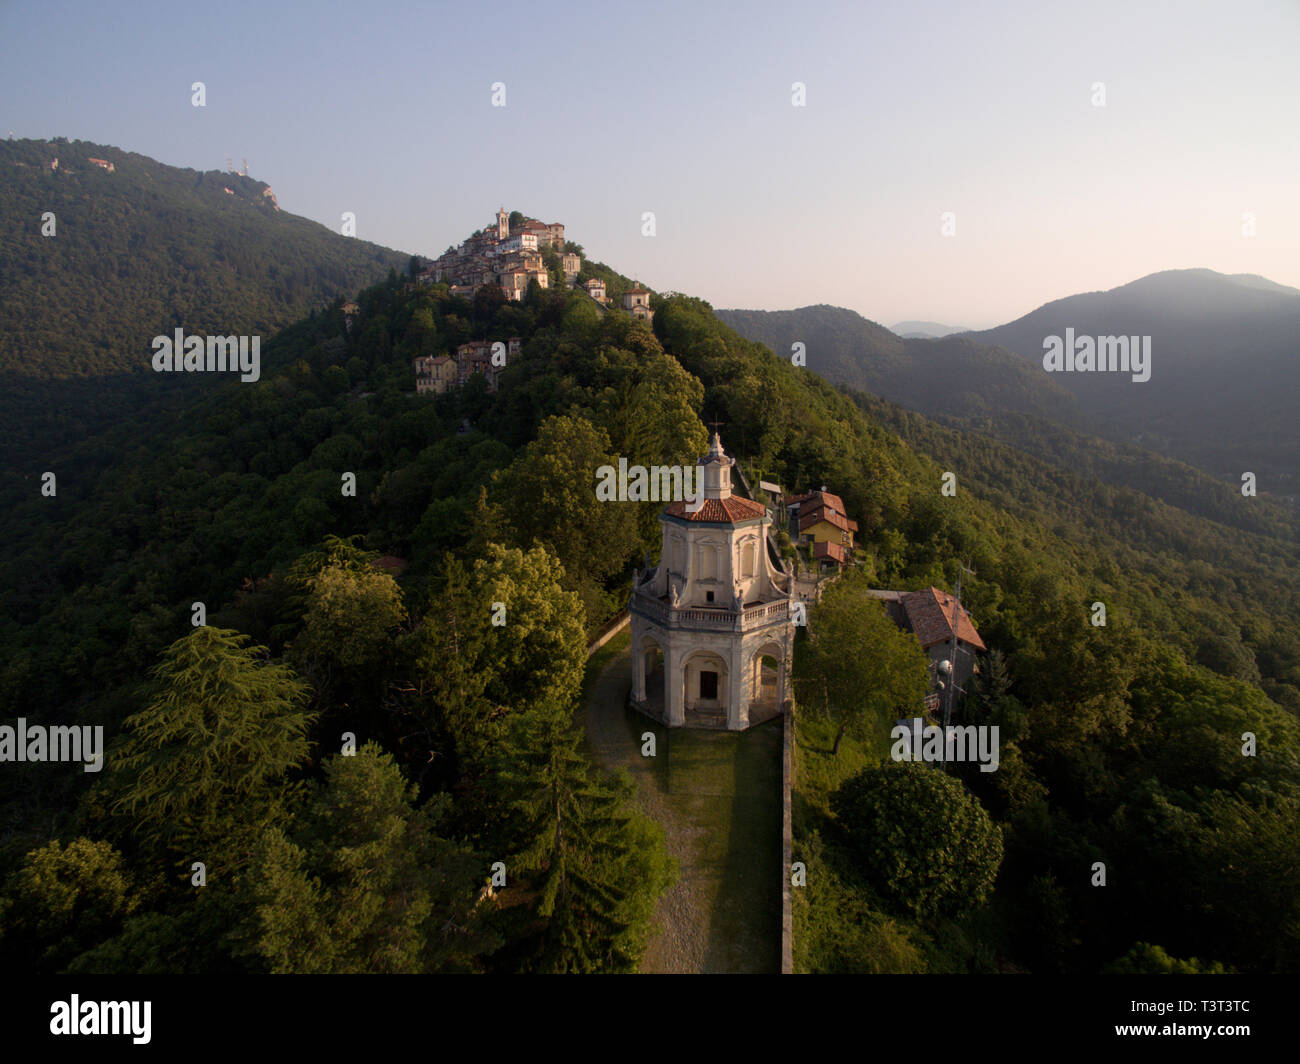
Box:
628 434 794 730
496 206 509 240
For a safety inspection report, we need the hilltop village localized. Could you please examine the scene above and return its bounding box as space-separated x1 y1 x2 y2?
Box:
409 210 652 395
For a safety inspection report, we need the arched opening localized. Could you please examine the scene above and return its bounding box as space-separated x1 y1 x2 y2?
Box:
749 642 784 723
682 650 728 728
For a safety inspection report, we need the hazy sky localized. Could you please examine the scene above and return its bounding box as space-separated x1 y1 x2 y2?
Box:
3 0 1297 327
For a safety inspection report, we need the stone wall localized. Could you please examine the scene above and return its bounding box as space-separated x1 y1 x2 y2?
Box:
586 610 630 658
782 697 794 974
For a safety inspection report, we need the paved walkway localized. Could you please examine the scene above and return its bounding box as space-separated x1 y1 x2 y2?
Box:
582 649 782 973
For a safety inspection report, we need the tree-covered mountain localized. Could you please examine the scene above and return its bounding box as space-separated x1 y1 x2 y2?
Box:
965 269 1300 491
0 137 409 463
1 204 1297 975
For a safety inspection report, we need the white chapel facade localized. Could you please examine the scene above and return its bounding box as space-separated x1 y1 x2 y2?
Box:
629 434 794 730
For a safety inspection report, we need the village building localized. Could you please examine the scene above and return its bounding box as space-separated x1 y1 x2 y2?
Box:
786 488 857 568
561 253 581 285
629 434 795 730
414 335 518 397
88 157 115 172
584 278 607 304
500 269 547 300
455 341 501 390
623 285 653 322
498 232 538 254
870 586 986 689
413 354 457 394
371 555 409 576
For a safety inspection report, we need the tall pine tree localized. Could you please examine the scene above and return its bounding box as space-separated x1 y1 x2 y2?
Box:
495 699 674 973
103 626 315 878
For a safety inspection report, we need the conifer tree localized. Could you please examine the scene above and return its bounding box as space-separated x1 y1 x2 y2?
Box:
104 626 315 878
252 742 491 973
495 699 674 973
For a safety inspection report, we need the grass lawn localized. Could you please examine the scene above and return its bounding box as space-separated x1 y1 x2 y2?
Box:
582 627 630 697
792 704 931 973
581 645 783 972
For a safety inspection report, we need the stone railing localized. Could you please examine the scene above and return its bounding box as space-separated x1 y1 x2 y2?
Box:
630 592 790 633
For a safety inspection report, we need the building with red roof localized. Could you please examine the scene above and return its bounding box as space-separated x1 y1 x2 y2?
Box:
629 434 795 730
870 585 986 688
787 488 858 568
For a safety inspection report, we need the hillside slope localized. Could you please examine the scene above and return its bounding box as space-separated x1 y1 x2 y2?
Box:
967 269 1300 487
0 137 409 460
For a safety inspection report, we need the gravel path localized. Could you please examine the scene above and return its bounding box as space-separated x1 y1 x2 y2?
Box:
582 649 782 974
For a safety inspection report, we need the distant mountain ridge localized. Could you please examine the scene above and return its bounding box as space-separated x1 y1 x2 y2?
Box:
966 269 1300 487
716 303 1086 427
890 320 968 338
720 268 1299 501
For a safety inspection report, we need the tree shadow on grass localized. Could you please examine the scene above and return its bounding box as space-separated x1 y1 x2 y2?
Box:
700 718 783 973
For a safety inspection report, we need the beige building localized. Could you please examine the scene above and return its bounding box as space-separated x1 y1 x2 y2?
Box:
629 434 794 730
413 355 457 395
623 285 653 322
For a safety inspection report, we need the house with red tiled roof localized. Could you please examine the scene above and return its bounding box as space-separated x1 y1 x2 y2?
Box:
787 487 858 568
629 434 795 731
871 586 986 687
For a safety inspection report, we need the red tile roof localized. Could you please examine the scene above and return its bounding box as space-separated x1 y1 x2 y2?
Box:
664 496 767 523
799 505 857 535
813 541 849 563
901 587 986 651
792 489 847 513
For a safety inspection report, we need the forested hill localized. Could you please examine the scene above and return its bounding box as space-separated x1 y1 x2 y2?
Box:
0 137 409 459
1 246 1298 975
966 270 1300 490
717 301 1300 533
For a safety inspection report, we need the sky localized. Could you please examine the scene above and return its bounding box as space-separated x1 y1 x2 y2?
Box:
2 0 1297 328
